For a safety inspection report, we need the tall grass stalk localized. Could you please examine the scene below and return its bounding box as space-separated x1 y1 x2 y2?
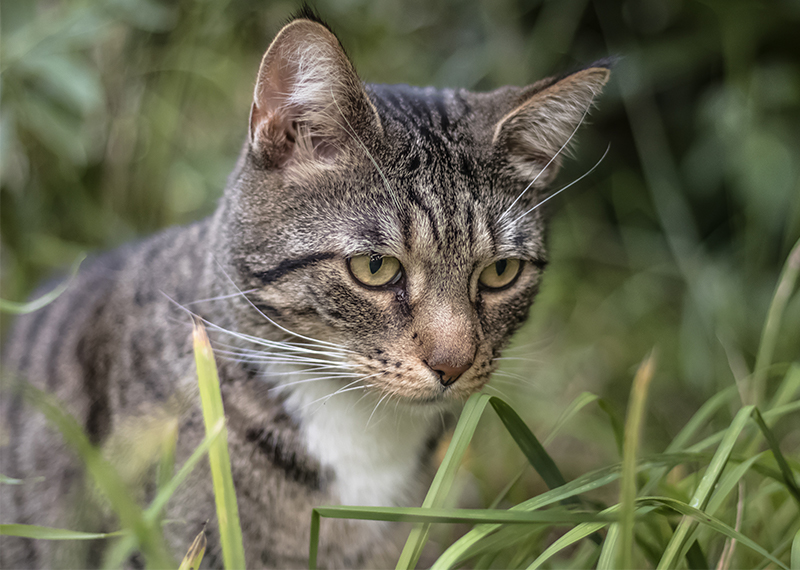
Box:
751 238 800 406
192 320 246 569
618 351 656 569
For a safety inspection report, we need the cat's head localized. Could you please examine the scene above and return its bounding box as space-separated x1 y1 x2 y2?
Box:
218 14 608 406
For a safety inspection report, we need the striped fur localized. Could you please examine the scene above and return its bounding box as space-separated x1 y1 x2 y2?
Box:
1 12 608 569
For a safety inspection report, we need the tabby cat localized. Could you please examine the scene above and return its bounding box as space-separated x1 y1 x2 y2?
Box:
0 10 609 569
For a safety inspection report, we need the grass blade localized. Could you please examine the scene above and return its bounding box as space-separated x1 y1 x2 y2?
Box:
395 392 493 569
750 408 800 507
543 392 599 446
644 497 788 569
657 405 754 569
314 505 615 525
641 386 737 496
597 523 621 570
0 253 86 314
178 525 207 570
752 237 800 406
791 528 800 570
193 321 246 570
12 381 174 567
619 351 656 569
489 397 568 490
104 419 225 568
0 524 124 540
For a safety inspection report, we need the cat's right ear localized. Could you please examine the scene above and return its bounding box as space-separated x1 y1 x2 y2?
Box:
249 18 380 171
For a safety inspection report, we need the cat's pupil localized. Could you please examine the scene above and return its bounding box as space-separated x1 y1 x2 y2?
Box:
495 259 508 275
369 256 383 274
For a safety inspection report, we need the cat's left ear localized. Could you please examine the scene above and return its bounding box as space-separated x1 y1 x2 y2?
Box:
493 64 610 186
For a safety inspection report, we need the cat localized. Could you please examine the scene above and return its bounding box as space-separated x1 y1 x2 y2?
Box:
0 9 609 569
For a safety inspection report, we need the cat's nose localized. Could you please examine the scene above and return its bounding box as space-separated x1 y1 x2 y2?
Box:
430 361 472 386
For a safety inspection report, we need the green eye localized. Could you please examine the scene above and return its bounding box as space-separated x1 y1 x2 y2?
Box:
479 259 522 290
348 255 403 287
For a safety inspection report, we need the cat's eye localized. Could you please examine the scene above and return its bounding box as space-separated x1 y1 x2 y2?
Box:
478 259 522 290
348 255 403 287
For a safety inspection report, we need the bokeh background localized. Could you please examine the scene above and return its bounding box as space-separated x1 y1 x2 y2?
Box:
2 0 799 531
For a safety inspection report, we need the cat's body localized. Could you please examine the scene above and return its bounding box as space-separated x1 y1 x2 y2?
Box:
1 12 608 569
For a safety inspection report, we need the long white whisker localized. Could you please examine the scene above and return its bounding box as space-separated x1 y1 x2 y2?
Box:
330 89 402 211
510 143 610 225
269 374 367 391
214 350 351 368
301 379 378 412
213 337 350 359
212 258 352 351
498 103 594 222
366 391 391 429
483 384 511 400
182 289 261 306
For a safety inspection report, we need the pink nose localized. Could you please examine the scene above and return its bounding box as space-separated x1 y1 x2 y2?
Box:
430 361 472 386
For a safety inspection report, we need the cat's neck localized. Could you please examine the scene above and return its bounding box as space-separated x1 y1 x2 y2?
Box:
278 375 446 508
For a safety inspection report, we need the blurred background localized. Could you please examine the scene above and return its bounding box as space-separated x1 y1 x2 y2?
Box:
2 0 799 529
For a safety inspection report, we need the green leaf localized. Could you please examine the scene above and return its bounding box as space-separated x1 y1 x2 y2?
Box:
396 392 493 569
619 351 656 569
1 474 25 485
527 516 610 569
12 382 174 567
0 253 85 314
657 406 754 569
102 419 225 569
750 408 800 507
313 505 615 526
644 497 788 570
489 397 568 491
0 524 124 540
542 391 599 446
597 523 621 570
178 525 207 570
791 528 800 570
597 398 626 457
193 321 246 570
752 237 800 406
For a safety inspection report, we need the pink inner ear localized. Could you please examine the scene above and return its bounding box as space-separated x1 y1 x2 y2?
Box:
249 101 295 169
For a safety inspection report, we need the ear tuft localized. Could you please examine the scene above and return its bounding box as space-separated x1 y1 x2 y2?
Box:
249 17 379 170
493 66 610 186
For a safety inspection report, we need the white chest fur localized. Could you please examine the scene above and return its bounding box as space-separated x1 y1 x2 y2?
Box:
282 379 441 507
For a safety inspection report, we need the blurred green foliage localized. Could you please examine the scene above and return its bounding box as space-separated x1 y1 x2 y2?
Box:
1 0 799 530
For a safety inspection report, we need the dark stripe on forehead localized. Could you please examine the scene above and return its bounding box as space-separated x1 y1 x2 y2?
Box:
249 253 336 285
369 85 455 149
405 184 442 248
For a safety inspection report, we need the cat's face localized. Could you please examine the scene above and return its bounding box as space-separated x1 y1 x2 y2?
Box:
219 17 608 406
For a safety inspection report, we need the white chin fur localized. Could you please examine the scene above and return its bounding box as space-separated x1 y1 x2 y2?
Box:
278 374 444 508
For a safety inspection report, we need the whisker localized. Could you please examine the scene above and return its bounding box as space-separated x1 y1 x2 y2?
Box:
214 350 351 368
213 338 350 360
300 382 375 412
498 103 594 222
492 370 533 383
182 288 261 306
330 89 402 211
510 143 610 225
268 373 367 391
483 383 511 400
366 392 391 429
203 318 352 355
211 258 353 352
